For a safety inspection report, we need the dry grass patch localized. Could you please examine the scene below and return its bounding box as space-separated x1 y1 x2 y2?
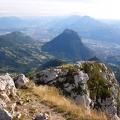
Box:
33 85 107 120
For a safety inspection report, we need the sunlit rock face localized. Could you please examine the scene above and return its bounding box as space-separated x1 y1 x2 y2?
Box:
15 74 29 88
0 73 16 119
32 61 120 119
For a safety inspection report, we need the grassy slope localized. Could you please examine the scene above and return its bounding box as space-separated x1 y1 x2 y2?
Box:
10 80 107 120
0 42 53 73
0 32 54 74
33 85 107 120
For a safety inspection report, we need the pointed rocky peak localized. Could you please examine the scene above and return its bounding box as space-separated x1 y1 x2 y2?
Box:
63 29 78 35
82 15 94 20
62 29 80 40
59 29 81 43
42 29 95 61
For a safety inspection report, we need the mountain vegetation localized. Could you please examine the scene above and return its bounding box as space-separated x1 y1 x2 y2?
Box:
33 85 108 120
88 56 120 83
0 31 34 44
0 32 53 73
0 30 120 84
0 73 109 120
0 15 120 119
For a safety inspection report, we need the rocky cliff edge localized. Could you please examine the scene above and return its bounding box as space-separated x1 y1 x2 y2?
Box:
32 61 120 120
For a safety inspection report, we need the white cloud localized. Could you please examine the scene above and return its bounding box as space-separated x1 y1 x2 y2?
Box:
0 0 120 19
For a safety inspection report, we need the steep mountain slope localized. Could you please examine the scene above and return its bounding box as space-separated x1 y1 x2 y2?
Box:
0 32 53 73
42 29 95 62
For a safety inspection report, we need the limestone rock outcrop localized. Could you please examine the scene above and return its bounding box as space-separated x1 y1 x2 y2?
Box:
15 74 29 88
0 73 16 107
0 73 16 119
0 73 30 119
32 61 120 119
34 113 49 120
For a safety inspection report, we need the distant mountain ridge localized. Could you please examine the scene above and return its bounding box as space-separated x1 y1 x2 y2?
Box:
42 29 95 62
50 15 120 43
0 32 53 73
0 16 24 26
0 31 34 45
0 15 120 43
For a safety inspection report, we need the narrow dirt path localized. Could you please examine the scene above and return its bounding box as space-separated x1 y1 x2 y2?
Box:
15 89 66 120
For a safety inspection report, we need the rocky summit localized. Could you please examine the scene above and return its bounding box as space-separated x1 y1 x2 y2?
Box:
0 73 67 120
32 61 120 120
0 73 30 120
0 73 16 120
0 61 120 120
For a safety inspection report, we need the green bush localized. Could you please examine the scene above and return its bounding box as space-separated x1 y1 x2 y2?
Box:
82 62 112 108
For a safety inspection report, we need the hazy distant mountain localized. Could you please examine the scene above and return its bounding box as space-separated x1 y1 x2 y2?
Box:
0 15 120 43
50 15 120 43
51 16 104 31
0 16 24 26
50 15 81 30
42 29 95 62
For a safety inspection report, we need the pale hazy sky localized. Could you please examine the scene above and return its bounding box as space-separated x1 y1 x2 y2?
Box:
0 0 120 19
